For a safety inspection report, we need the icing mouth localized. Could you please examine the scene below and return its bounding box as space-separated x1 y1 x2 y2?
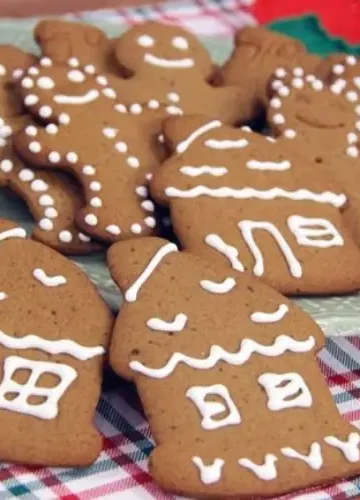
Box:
54 89 99 105
144 53 194 68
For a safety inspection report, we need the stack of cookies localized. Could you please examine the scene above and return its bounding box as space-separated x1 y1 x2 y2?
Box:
0 19 359 498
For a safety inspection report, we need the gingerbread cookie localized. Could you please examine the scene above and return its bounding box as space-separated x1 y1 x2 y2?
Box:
218 27 321 115
110 21 256 125
108 236 360 497
0 218 113 466
266 58 360 244
35 20 117 75
150 116 360 295
13 58 160 243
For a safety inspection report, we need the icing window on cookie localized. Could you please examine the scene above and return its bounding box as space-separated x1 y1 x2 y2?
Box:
281 443 323 470
258 372 312 411
238 221 302 278
288 216 344 248
33 268 67 287
324 433 360 462
0 356 77 419
186 384 241 430
192 457 225 484
54 89 99 105
205 234 244 272
238 454 278 480
250 304 289 324
147 313 188 333
200 277 236 294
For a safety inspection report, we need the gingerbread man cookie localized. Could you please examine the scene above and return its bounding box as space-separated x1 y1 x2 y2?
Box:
0 218 113 466
13 58 160 243
218 27 321 115
150 116 360 295
109 236 360 498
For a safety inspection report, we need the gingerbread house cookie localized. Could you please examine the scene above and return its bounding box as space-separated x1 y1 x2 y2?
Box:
109 236 360 498
0 219 113 466
150 116 360 295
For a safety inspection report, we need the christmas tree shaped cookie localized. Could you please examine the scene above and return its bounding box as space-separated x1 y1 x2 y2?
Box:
109 236 360 498
0 219 113 466
150 116 360 295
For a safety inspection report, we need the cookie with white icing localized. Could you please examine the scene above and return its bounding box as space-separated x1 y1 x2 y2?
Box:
150 116 360 295
108 236 360 497
0 218 113 466
13 59 160 243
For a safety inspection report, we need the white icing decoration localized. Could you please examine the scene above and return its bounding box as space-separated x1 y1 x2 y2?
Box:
172 36 189 50
333 64 345 75
130 103 142 115
0 356 77 420
167 92 180 102
330 79 346 94
28 67 39 76
59 113 70 125
21 77 33 89
204 139 248 150
37 76 54 89
278 86 290 97
130 335 315 378
106 225 121 235
270 98 281 108
147 313 188 332
33 268 67 287
186 384 241 430
39 195 54 206
44 207 58 219
273 113 285 125
246 160 291 171
90 197 102 207
251 304 289 324
84 214 98 226
137 35 155 47
284 129 297 139
0 65 6 76
288 215 344 248
19 168 35 180
148 99 160 109
292 78 304 89
238 454 278 480
84 64 95 74
89 181 101 192
31 179 48 192
144 217 156 228
67 70 85 83
324 433 360 462
115 103 127 113
0 330 104 360
115 141 128 153
40 57 52 67
83 165 95 175
49 152 61 163
135 186 148 197
68 57 79 67
54 89 99 105
39 218 53 231
29 141 41 153
0 293 7 300
205 234 244 271
346 55 357 65
144 53 194 68
59 230 72 243
347 146 359 158
200 277 236 294
275 68 286 78
25 125 37 137
96 75 108 86
258 372 312 410
176 120 221 154
130 223 142 234
192 457 224 485
127 156 140 168
78 232 91 242
103 127 118 139
281 443 323 470
24 95 38 106
346 90 358 102
39 106 52 118
102 88 117 99
166 105 183 115
125 243 178 302
46 124 58 135
141 200 155 212
66 152 78 164
180 165 228 177
0 159 13 173
0 227 26 241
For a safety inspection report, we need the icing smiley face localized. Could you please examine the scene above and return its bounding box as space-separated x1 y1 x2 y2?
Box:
114 22 213 78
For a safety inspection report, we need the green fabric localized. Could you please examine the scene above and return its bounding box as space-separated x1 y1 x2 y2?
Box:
269 14 360 56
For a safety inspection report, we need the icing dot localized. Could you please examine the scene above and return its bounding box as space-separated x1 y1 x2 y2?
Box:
39 106 52 118
25 125 37 137
356 105 360 115
130 103 142 114
346 55 357 66
346 91 358 102
84 65 96 74
0 65 6 76
115 141 128 153
45 207 58 218
148 99 160 109
172 36 189 50
84 214 98 226
0 125 11 139
144 216 156 228
31 179 48 192
78 232 91 242
22 77 34 89
90 196 102 207
0 159 13 172
292 78 304 89
305 74 316 82
135 186 148 197
68 70 85 83
127 156 140 168
348 132 358 144
46 124 58 135
167 92 180 103
106 224 121 235
38 194 54 206
141 200 155 212
12 69 23 79
158 134 165 143
266 137 276 143
18 168 35 181
130 223 142 234
66 152 78 164
330 79 346 94
166 105 183 115
49 151 61 163
68 57 79 68
293 67 304 77
270 98 281 109
59 113 70 125
347 146 358 157
40 57 52 67
278 86 290 97
37 76 54 89
28 67 39 76
146 173 153 180
39 218 53 231
284 129 296 139
273 113 285 125
96 75 108 86
333 64 345 75
102 88 117 99
312 80 324 91
115 103 127 113
137 34 155 47
83 165 95 175
90 181 101 191
275 68 286 78
356 121 360 131
59 230 73 243
29 141 41 153
103 127 117 139
24 94 39 106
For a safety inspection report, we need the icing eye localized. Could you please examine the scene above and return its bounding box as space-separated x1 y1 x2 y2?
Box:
137 35 155 48
172 36 189 50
